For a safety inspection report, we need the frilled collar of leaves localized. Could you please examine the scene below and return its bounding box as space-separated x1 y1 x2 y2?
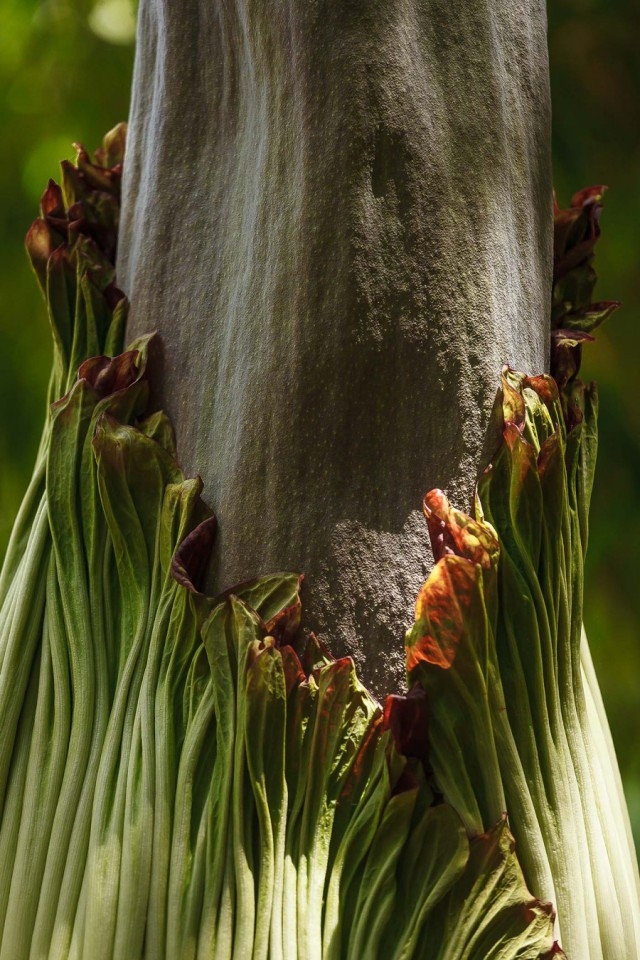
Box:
551 185 619 401
25 123 126 299
10 122 630 954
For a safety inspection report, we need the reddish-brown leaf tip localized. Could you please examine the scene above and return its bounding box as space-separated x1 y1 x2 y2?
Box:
383 684 429 767
171 516 217 593
423 489 498 569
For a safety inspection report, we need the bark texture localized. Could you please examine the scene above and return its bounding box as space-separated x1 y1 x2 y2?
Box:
118 0 552 698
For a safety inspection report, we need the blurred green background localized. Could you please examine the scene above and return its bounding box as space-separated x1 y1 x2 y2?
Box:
0 0 638 850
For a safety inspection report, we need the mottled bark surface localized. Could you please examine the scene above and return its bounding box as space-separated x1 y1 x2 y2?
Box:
118 0 552 699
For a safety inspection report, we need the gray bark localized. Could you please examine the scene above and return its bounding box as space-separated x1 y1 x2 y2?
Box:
118 0 552 699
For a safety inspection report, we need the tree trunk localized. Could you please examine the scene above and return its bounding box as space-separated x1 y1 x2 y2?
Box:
118 0 552 698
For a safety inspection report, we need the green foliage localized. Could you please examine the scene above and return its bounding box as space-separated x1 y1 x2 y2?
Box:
0 6 638 953
549 0 640 846
0 0 134 553
2 131 639 960
0 0 638 854
406 370 640 956
0 134 563 960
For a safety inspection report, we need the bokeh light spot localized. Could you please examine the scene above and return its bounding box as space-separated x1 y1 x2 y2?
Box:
88 0 136 45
